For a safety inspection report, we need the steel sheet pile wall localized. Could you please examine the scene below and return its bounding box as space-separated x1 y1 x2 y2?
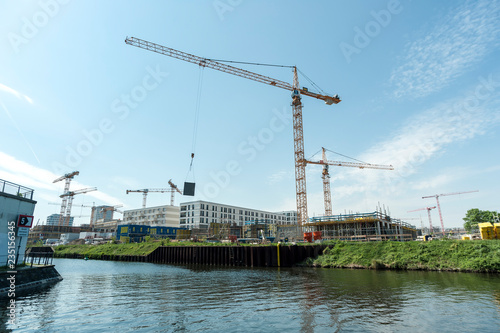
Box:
147 245 327 267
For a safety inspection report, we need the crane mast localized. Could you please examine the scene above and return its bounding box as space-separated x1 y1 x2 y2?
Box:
53 171 79 226
125 37 341 226
422 190 478 236
306 147 393 216
59 187 97 226
408 206 436 234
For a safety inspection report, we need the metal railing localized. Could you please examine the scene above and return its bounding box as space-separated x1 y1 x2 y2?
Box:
0 178 34 200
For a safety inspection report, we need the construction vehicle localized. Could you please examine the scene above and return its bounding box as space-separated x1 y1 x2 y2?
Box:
125 37 341 225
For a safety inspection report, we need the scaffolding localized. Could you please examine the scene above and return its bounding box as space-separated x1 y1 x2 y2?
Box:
308 212 417 241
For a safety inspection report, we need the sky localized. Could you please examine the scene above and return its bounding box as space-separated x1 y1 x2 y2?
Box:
1 0 499 229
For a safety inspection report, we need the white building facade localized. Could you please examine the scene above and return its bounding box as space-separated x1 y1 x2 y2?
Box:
179 200 297 230
122 205 180 227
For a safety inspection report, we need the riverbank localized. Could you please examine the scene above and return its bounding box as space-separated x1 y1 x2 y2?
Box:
52 240 500 272
310 240 500 273
53 242 163 259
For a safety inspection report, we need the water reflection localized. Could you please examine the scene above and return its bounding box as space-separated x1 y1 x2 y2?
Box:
2 259 499 332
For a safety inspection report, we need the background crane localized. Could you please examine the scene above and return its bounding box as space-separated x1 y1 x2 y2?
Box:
53 171 79 225
305 147 393 216
422 190 479 236
92 205 123 228
59 187 97 226
127 188 178 208
125 37 341 226
408 206 436 235
168 179 183 206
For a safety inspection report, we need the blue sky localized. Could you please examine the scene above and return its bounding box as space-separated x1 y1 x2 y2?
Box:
1 0 499 229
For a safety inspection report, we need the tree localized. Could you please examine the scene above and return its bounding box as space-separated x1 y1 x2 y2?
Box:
463 209 498 232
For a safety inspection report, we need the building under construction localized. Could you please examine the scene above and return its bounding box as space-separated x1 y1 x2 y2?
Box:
307 211 418 241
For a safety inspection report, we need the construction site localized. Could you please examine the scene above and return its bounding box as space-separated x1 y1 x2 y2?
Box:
39 38 479 246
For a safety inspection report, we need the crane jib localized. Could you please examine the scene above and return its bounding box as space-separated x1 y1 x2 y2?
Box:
125 37 340 104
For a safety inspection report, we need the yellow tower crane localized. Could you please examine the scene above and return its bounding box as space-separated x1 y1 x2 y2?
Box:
305 147 393 216
125 37 341 225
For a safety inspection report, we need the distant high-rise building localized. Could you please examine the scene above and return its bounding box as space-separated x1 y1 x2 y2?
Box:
47 214 74 226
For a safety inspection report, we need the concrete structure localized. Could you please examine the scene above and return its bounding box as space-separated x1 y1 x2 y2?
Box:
308 211 418 241
91 205 114 226
277 210 298 225
28 225 91 244
0 179 37 266
122 205 180 227
93 219 121 233
60 233 80 244
179 200 295 230
46 213 74 227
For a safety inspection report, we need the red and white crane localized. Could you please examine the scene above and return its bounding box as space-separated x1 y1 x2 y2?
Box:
408 206 436 235
422 190 478 236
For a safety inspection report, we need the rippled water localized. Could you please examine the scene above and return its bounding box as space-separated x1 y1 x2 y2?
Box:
2 259 500 332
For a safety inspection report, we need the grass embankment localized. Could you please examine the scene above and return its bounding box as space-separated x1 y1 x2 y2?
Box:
53 242 163 259
52 240 274 259
311 240 500 273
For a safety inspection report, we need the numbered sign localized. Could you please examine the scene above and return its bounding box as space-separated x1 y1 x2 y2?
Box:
18 215 34 228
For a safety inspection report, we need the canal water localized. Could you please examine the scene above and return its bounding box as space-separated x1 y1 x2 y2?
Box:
2 258 500 332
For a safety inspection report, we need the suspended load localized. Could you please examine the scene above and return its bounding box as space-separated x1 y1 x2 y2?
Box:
183 182 195 196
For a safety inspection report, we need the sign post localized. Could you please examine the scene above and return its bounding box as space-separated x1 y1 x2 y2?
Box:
16 215 34 265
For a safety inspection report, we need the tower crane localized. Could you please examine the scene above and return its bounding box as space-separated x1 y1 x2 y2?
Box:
125 37 341 226
305 147 393 216
168 179 183 206
422 190 479 236
92 205 123 228
408 206 436 235
127 188 177 208
53 171 79 225
59 187 97 226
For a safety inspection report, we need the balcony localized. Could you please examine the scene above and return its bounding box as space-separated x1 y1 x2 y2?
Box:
0 178 34 200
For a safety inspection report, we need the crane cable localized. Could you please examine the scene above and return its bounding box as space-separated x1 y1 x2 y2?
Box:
306 148 370 165
187 66 205 181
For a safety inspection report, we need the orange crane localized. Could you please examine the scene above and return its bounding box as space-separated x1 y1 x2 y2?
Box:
408 206 436 235
125 37 341 225
59 187 97 226
53 171 79 225
168 179 183 206
422 190 479 236
305 147 393 216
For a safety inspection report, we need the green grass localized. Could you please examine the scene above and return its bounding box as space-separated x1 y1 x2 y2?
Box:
53 242 163 259
52 240 291 259
312 240 500 273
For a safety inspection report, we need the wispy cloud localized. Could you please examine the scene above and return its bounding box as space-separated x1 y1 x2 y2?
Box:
0 151 123 206
0 83 34 104
267 169 292 185
390 0 500 98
